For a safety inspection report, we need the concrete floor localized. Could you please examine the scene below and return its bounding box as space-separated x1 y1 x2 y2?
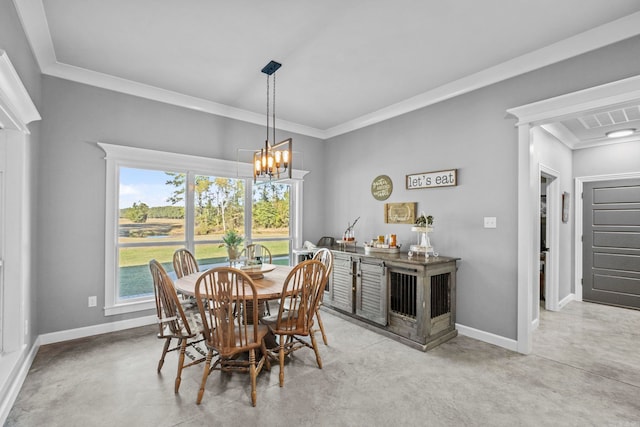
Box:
7 301 640 426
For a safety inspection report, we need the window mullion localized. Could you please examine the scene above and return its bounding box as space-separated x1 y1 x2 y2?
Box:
244 178 253 244
185 171 196 251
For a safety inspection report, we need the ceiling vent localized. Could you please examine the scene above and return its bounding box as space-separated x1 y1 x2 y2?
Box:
579 105 640 129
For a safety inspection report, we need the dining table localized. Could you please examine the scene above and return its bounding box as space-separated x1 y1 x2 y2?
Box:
174 263 293 302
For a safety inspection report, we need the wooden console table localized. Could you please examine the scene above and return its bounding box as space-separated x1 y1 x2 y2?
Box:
325 248 459 351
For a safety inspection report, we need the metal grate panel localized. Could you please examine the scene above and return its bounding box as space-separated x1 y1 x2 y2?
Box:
389 271 416 318
431 273 450 318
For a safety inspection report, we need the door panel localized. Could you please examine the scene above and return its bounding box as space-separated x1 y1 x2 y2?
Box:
583 179 640 309
593 231 640 249
330 253 353 312
593 274 640 295
355 259 387 326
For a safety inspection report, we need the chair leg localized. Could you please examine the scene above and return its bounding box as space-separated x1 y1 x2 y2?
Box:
278 337 286 387
310 331 323 369
175 339 187 393
316 308 328 345
260 340 271 371
249 349 257 407
264 300 271 316
196 349 215 404
158 337 172 373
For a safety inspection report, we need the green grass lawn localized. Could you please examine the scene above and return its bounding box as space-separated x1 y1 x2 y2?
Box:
118 240 292 298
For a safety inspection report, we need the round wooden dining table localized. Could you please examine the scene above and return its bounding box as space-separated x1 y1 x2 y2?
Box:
174 263 293 301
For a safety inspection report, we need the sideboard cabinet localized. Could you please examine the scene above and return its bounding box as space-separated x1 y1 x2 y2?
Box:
326 249 459 351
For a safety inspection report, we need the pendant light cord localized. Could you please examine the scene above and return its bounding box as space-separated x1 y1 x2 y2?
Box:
272 73 276 146
266 74 270 144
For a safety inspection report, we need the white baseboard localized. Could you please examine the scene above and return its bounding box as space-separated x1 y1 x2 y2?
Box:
0 342 40 426
456 323 518 352
558 293 575 309
39 315 157 345
532 318 540 330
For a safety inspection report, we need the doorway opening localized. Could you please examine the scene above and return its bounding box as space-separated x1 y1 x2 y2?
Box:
536 165 561 328
540 175 548 307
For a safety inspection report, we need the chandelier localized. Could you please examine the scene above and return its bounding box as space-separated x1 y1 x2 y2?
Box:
253 60 292 182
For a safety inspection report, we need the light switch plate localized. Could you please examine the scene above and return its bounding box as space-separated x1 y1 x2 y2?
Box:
484 217 497 228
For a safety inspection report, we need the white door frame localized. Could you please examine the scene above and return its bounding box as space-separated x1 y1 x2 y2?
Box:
507 74 640 354
539 165 561 315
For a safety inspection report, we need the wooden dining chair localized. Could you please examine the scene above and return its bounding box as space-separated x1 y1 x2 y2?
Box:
261 259 327 387
240 243 274 315
194 267 271 406
312 248 334 345
173 248 199 279
149 259 205 393
240 243 273 263
173 248 199 306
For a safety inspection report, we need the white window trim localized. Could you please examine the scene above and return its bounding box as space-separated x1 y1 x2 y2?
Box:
98 142 308 316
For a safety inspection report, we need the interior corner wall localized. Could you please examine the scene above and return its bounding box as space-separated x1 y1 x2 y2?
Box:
323 35 640 341
37 76 325 334
531 127 574 300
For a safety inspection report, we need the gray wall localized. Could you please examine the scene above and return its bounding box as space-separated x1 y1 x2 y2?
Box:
37 77 325 333
7 0 640 341
324 35 640 340
1 0 42 349
574 141 640 177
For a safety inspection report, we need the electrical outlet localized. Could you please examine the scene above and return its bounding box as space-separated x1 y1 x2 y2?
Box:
88 296 97 307
484 217 497 228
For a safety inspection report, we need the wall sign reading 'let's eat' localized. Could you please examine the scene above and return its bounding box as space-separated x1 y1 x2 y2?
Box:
406 169 457 189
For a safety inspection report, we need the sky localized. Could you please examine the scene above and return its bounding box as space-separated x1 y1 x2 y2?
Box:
119 168 180 208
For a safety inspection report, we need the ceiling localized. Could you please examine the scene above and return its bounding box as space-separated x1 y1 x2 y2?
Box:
13 0 640 142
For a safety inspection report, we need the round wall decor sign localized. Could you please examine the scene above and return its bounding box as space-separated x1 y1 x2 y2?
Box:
371 175 393 201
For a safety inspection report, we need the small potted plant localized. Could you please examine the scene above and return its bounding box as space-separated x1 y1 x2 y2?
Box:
220 229 243 260
414 212 434 230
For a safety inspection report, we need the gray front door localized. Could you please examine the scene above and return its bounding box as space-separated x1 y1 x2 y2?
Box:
583 178 640 309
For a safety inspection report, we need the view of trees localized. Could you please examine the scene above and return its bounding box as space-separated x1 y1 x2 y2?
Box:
124 201 149 223
119 173 290 234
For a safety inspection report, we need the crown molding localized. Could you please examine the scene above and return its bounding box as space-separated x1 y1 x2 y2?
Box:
539 122 640 150
0 50 41 133
539 122 580 149
13 0 640 140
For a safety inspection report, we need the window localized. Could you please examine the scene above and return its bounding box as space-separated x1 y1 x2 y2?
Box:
117 168 186 302
101 143 306 315
251 181 291 264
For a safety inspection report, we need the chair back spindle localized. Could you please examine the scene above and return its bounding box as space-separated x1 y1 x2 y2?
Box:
173 248 199 279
